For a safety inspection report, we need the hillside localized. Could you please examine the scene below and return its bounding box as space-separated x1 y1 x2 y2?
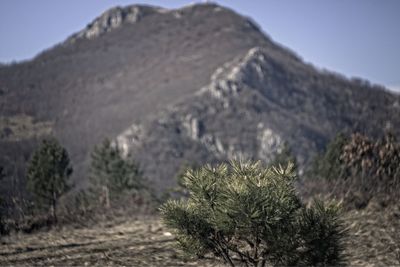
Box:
1 3 399 193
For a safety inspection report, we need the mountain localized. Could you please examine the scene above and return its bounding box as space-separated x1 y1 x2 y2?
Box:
1 3 399 193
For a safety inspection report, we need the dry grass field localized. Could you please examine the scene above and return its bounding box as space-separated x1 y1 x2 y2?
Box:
1 206 399 266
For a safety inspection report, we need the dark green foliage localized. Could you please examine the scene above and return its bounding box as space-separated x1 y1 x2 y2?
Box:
310 134 348 180
161 161 347 267
90 139 143 202
27 138 73 223
297 200 347 265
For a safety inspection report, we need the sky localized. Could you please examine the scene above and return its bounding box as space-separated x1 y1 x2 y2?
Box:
0 0 399 91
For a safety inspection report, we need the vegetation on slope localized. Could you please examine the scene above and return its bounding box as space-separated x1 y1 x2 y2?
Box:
306 132 400 209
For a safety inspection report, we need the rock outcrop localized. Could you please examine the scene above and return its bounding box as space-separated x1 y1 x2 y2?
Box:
67 5 166 43
115 46 399 191
1 3 399 194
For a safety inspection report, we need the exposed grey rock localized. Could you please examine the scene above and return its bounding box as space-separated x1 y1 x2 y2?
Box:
182 114 203 140
67 5 166 43
257 123 284 162
116 123 144 157
1 3 399 195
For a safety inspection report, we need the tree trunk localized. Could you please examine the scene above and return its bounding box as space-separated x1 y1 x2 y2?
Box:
102 185 110 209
51 192 57 224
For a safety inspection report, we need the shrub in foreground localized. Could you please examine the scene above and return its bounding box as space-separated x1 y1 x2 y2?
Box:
161 161 347 267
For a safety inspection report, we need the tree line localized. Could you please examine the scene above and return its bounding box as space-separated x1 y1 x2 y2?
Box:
0 137 146 232
2 131 399 266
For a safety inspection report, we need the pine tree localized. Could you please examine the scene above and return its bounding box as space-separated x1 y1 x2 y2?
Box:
161 161 347 267
310 133 348 180
90 138 143 206
27 138 73 223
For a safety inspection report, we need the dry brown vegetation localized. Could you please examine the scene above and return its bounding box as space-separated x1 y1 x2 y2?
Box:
0 115 52 141
0 216 220 266
344 205 400 266
1 205 399 266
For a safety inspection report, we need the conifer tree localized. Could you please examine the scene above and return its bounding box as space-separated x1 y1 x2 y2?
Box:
27 138 73 223
310 133 348 180
90 138 143 206
161 161 347 267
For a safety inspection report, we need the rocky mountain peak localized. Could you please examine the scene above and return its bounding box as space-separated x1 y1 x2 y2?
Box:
1 2 399 194
67 5 167 43
65 3 258 45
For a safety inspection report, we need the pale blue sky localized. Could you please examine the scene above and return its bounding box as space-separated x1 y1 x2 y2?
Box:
0 0 399 90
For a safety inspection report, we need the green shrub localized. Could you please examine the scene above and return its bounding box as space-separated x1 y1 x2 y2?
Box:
27 138 73 223
161 161 347 267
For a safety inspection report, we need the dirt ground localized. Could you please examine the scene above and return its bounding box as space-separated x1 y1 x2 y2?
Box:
1 207 399 266
344 206 400 266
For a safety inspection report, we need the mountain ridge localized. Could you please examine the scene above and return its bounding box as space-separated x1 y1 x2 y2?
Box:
66 4 167 44
0 3 399 193
115 45 399 190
